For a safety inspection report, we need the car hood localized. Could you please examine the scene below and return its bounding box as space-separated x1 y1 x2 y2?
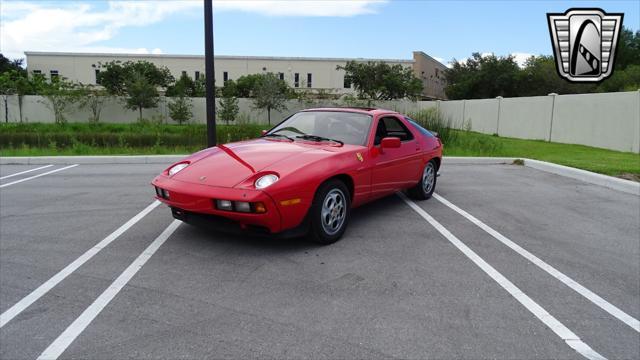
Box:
171 138 339 188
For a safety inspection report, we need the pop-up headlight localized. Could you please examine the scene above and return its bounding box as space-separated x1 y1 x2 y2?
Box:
168 162 189 176
255 174 279 189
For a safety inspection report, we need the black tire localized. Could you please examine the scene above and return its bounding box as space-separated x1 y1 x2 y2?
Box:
308 179 351 244
408 160 437 200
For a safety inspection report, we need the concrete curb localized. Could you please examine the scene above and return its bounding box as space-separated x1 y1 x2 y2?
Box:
444 156 639 195
1 155 638 195
523 158 639 196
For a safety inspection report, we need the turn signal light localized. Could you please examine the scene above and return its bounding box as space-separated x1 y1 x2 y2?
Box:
254 202 267 213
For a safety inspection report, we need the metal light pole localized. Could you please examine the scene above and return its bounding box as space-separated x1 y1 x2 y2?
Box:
204 0 216 147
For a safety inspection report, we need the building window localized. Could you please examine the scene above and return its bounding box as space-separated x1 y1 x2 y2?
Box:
95 69 101 84
195 71 200 81
33 70 42 75
294 73 299 88
181 70 187 78
343 76 351 89
307 73 312 88
278 72 284 81
223 71 229 82
50 70 59 80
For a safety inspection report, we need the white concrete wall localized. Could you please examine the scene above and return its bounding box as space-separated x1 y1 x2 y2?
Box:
498 95 553 141
0 96 433 126
462 98 499 134
436 91 639 153
550 91 640 153
2 92 638 153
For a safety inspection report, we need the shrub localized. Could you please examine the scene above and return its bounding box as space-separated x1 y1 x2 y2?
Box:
168 96 193 125
407 108 458 145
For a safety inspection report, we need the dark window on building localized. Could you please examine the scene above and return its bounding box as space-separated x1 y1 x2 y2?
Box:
343 76 351 88
195 71 200 80
294 73 299 88
223 71 229 82
181 70 187 77
50 70 59 80
95 69 101 84
33 70 42 75
278 72 284 81
307 73 312 88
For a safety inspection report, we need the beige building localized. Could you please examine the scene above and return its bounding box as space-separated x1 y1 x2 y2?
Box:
25 50 447 99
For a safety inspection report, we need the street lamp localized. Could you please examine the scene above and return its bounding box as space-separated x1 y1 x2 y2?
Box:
204 0 216 147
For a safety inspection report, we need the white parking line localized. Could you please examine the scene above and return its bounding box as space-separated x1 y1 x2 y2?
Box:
398 193 605 360
432 193 640 333
0 164 78 188
0 200 161 328
0 165 54 180
37 220 181 360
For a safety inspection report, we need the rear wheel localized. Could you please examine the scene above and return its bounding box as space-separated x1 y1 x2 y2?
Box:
308 179 350 244
408 160 437 200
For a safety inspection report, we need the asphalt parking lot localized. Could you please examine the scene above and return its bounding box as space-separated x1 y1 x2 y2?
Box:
0 162 638 359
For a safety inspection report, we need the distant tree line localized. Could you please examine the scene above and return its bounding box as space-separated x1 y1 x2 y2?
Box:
445 27 640 99
0 56 295 125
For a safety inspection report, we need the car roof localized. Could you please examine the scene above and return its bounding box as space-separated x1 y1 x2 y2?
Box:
299 107 401 116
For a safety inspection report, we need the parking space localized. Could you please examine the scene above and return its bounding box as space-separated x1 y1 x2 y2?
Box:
0 162 638 359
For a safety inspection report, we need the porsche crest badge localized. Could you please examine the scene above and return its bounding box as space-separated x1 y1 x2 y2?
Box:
356 153 364 162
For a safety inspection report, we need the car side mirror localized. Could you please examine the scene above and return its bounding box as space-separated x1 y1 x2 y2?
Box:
380 137 401 152
261 130 268 136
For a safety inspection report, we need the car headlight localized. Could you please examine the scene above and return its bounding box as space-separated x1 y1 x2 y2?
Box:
168 162 189 176
255 174 279 189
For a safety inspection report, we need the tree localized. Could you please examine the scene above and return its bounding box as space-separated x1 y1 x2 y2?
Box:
337 61 423 101
39 77 82 124
218 80 239 124
445 53 521 99
0 71 17 122
78 84 108 123
614 27 640 70
252 73 288 125
597 64 640 92
0 54 26 76
235 74 262 97
124 72 160 121
166 72 205 97
517 55 595 96
168 96 193 125
98 60 173 96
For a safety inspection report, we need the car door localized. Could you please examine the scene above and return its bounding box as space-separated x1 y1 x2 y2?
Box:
370 115 422 198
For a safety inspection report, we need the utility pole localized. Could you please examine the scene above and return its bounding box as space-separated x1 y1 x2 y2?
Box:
204 0 216 146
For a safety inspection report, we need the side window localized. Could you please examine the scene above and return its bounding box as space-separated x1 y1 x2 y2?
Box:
382 117 414 141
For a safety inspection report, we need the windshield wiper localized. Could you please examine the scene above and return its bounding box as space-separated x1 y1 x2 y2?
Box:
295 134 344 146
263 133 294 141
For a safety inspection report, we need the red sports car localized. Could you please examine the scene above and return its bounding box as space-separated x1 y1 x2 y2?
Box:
152 108 442 244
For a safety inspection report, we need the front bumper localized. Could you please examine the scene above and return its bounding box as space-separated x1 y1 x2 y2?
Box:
152 175 283 233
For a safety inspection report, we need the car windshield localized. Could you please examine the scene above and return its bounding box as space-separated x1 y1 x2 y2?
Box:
267 111 373 146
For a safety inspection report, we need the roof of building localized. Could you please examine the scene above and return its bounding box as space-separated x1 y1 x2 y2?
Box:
24 51 415 64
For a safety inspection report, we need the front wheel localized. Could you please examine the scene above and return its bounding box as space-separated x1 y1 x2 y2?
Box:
408 160 437 200
308 179 351 244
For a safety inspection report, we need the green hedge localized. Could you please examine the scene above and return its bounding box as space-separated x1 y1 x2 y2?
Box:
0 123 264 149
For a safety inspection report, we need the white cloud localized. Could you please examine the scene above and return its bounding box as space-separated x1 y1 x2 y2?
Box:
215 0 386 17
510 52 534 67
0 0 386 60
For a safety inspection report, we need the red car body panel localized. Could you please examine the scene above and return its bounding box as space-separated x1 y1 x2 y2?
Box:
152 108 443 235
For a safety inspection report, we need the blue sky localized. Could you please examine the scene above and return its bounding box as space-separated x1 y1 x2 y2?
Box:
1 0 638 66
